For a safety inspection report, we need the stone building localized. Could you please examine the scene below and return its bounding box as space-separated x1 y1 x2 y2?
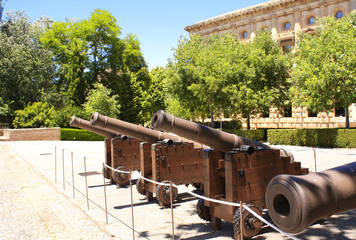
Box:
185 0 356 129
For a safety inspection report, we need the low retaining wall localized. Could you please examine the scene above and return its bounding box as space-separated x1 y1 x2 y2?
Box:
2 128 60 141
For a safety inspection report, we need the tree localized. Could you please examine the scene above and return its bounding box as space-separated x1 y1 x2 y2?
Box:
41 9 148 109
0 0 5 21
166 35 213 122
167 31 291 129
0 11 55 125
138 67 167 124
83 83 120 118
223 31 291 129
290 11 356 128
13 102 56 128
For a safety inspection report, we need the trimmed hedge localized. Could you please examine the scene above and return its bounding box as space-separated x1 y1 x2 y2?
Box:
267 128 356 148
224 129 266 142
60 128 106 141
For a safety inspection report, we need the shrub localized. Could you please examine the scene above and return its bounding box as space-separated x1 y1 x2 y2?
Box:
13 102 56 128
225 129 266 142
267 128 356 148
60 128 105 141
55 105 89 128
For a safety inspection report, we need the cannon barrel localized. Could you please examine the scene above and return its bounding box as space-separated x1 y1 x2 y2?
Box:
90 112 199 146
265 162 356 233
70 116 119 138
151 110 290 157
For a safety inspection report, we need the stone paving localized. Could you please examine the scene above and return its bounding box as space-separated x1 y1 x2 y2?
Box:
0 141 355 240
0 144 112 240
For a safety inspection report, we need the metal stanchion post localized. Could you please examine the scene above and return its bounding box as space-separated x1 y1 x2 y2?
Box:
71 152 75 199
314 148 317 172
239 201 243 240
170 181 175 240
84 157 89 210
62 149 65 190
103 163 108 224
54 146 57 184
129 170 135 240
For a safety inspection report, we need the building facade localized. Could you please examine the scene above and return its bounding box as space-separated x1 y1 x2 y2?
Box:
185 0 356 129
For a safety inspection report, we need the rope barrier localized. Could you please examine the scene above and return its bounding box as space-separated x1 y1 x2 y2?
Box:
103 162 300 239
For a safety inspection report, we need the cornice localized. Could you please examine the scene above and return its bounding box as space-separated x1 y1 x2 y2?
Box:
185 0 305 32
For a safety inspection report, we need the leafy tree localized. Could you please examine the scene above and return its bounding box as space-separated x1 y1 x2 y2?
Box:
13 102 56 128
0 0 5 21
55 104 88 128
290 11 356 128
166 35 212 122
136 67 167 124
0 11 56 125
41 9 147 110
83 83 120 118
223 30 291 129
167 31 290 129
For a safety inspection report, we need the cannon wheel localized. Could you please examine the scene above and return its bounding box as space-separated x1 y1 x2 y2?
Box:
155 181 178 207
233 205 263 238
136 179 146 195
112 166 130 187
196 198 211 221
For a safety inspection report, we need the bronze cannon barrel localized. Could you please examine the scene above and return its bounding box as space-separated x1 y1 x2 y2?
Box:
70 116 119 138
152 110 282 153
265 162 356 233
90 112 197 145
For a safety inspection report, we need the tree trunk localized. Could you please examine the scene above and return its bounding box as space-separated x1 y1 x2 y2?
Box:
345 106 350 129
209 98 215 128
247 112 251 130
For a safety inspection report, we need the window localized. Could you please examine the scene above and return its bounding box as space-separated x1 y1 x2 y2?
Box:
242 31 248 39
284 105 292 117
283 45 292 53
335 107 345 117
308 110 317 117
308 16 316 25
335 11 343 19
284 22 291 30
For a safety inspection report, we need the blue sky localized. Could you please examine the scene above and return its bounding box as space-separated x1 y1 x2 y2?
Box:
3 0 266 69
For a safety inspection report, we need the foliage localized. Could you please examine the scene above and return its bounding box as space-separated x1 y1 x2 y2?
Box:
166 31 291 128
290 11 356 127
268 128 356 148
55 104 88 128
225 129 266 142
60 128 105 141
12 102 56 128
0 11 56 125
138 67 167 124
83 82 120 118
40 9 147 110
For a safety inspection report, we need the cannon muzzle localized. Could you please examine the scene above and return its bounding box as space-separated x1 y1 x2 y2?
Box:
70 116 119 138
90 112 202 147
265 162 356 233
152 110 291 159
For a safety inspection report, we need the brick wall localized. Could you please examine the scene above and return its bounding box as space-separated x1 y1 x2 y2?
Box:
5 128 60 141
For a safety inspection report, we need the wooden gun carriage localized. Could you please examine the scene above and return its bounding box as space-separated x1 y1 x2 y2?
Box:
151 110 309 238
90 112 205 206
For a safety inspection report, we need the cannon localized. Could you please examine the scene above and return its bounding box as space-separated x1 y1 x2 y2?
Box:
151 110 308 239
70 116 120 180
70 116 119 138
266 161 356 233
90 112 205 205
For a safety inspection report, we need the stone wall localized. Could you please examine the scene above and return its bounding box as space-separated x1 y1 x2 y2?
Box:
1 128 60 141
